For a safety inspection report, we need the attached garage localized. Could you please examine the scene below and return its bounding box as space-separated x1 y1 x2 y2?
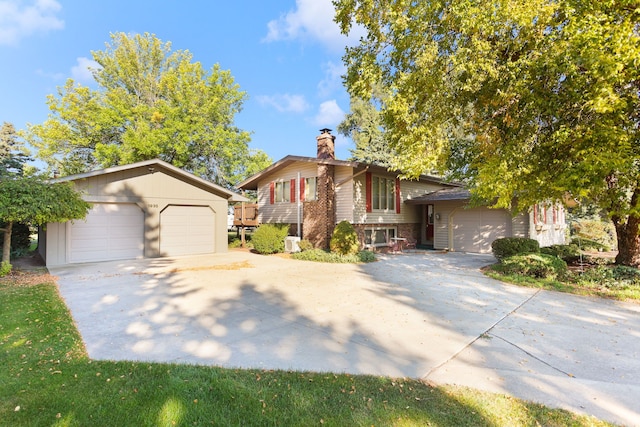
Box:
39 159 248 267
68 203 144 263
451 207 511 253
160 205 215 257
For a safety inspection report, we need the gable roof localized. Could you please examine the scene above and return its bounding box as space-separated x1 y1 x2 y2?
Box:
53 158 249 202
236 155 453 190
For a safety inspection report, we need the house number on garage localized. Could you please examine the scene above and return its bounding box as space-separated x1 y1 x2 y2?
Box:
147 204 158 208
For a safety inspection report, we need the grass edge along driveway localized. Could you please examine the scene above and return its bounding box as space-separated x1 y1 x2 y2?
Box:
0 279 612 426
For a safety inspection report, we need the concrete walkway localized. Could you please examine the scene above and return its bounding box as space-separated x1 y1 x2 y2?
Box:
51 250 640 425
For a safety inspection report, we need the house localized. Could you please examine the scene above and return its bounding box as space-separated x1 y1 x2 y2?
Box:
39 159 248 267
236 129 566 253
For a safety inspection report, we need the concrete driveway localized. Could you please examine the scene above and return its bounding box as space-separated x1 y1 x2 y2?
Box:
51 250 640 425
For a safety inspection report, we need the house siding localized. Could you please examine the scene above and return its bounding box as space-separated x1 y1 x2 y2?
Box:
257 163 317 225
335 166 354 223
511 212 529 238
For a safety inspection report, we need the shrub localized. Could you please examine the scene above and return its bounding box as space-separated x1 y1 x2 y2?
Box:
330 220 360 256
491 237 540 261
297 239 314 252
574 265 640 289
571 237 610 252
251 224 289 254
540 244 582 263
497 253 567 279
0 261 11 277
358 250 376 263
291 249 376 263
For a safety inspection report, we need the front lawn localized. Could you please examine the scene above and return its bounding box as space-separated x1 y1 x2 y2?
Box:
0 274 611 426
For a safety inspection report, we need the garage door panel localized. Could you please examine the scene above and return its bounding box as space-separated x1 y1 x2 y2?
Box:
453 208 510 253
160 205 215 257
69 203 144 263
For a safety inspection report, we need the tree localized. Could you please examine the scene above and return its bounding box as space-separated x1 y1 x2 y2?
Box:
0 178 91 265
25 32 269 187
0 122 30 177
337 86 395 166
335 0 640 265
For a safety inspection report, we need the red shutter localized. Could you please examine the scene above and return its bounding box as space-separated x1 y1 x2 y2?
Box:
395 178 401 214
533 204 538 225
269 181 274 204
290 179 296 203
300 178 305 201
365 172 372 213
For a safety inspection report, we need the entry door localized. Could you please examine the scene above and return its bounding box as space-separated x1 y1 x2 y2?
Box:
426 204 435 242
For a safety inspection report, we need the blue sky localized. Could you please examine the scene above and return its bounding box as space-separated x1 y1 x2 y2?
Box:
0 0 365 168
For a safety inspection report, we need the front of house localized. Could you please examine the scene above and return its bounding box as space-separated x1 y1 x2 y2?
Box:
237 129 567 253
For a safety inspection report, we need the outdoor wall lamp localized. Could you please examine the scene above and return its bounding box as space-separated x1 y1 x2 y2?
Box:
435 213 441 220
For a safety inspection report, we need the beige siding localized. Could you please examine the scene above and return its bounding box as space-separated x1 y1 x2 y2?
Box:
257 163 317 224
511 212 529 238
45 166 231 266
400 179 443 223
335 166 354 223
432 201 458 250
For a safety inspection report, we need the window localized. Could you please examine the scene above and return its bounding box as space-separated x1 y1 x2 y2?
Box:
364 227 396 247
534 203 547 225
372 176 395 211
304 177 317 201
275 181 290 203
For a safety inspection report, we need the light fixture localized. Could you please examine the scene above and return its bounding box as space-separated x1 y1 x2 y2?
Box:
435 213 441 220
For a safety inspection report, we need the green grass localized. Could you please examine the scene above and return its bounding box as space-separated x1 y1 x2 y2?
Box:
0 280 612 426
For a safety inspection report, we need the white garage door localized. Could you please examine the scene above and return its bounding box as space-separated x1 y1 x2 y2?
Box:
160 205 215 257
69 203 144 263
452 208 511 253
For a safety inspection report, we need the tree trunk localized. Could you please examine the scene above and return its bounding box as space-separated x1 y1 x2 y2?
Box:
614 214 640 267
2 222 12 264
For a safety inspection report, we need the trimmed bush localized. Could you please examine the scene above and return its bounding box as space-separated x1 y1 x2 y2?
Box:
251 224 289 254
498 253 567 279
330 220 360 256
491 237 540 261
291 248 376 263
297 239 314 252
540 244 582 263
0 261 11 277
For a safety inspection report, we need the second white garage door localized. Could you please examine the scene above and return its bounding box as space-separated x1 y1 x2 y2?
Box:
452 208 511 253
160 205 215 257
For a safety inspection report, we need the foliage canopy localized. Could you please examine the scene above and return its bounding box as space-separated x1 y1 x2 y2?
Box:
25 32 270 186
334 0 640 265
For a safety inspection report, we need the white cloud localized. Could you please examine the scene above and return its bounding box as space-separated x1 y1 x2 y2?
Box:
257 93 310 113
71 57 100 82
263 0 364 51
0 0 64 46
313 100 345 127
317 61 346 97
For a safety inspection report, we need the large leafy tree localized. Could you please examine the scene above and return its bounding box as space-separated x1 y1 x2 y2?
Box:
334 0 640 265
25 32 270 186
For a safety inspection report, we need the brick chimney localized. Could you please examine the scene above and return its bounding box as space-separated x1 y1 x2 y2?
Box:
303 129 337 250
317 128 335 160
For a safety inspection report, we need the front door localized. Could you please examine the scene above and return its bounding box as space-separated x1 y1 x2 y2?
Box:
426 204 435 246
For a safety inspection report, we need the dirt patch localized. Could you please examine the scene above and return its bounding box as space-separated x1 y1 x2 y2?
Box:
0 270 56 287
